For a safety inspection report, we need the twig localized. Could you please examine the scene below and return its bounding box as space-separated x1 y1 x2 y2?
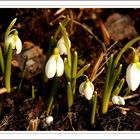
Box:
123 94 140 100
54 8 65 16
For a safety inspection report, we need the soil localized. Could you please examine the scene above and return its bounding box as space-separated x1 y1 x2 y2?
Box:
0 8 140 131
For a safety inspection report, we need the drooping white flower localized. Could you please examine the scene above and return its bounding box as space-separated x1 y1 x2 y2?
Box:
45 47 64 78
46 116 53 125
126 62 140 91
79 80 94 100
5 30 22 54
112 95 125 105
57 37 71 55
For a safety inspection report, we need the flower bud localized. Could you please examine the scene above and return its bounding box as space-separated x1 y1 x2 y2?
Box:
79 80 94 100
46 116 53 125
6 30 22 54
57 37 71 55
112 95 125 105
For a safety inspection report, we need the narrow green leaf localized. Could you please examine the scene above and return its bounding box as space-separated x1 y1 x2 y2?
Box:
60 23 71 68
53 16 69 40
46 77 59 116
0 46 4 74
67 82 73 112
112 78 125 96
102 54 114 114
5 43 12 93
91 91 97 126
109 64 122 90
64 58 71 81
72 51 78 78
4 18 17 47
114 36 140 69
104 54 114 95
76 64 90 79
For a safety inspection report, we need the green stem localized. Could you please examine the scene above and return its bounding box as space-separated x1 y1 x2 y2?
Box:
64 58 71 81
71 51 78 95
91 91 97 126
113 36 140 69
102 64 122 114
60 23 71 69
102 54 114 114
67 82 73 112
72 51 78 78
112 78 125 96
54 16 69 40
76 64 90 79
4 18 17 55
0 46 4 74
5 43 12 93
46 77 59 116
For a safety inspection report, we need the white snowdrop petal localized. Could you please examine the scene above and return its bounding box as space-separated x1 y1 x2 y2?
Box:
57 38 67 55
112 96 119 105
45 55 57 78
6 34 15 49
118 96 125 105
84 88 93 100
79 82 85 95
126 63 140 91
57 37 71 55
56 56 64 77
89 82 94 92
16 37 22 54
84 83 94 100
46 116 53 125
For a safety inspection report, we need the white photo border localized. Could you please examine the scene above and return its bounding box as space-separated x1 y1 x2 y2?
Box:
0 1 140 139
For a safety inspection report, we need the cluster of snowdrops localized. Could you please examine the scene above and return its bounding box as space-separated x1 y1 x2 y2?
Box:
2 18 140 126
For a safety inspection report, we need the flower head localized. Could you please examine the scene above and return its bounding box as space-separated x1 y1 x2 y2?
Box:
57 37 71 55
5 30 22 54
126 62 140 91
79 79 94 100
45 47 64 78
112 95 125 105
46 116 53 125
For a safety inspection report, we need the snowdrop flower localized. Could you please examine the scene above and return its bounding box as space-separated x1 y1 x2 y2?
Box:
46 116 53 125
57 37 71 55
112 95 125 105
45 47 64 78
5 30 22 54
126 62 140 91
79 79 94 100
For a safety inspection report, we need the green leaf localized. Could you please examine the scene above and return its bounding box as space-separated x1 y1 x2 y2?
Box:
0 46 4 74
64 58 71 81
72 51 78 78
104 54 114 95
60 23 71 68
91 91 97 126
5 43 12 93
76 63 90 79
109 64 122 91
114 36 140 69
112 78 125 96
67 82 73 112
4 18 17 47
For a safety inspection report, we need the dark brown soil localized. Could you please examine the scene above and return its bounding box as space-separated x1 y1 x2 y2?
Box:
0 8 140 131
